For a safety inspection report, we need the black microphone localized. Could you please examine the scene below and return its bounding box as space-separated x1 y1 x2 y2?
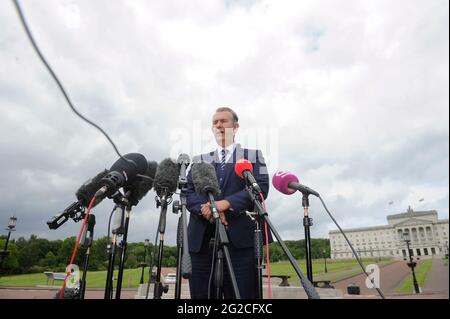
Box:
124 161 158 206
76 169 110 207
177 153 190 185
191 162 221 197
47 169 109 230
191 162 221 222
153 158 179 197
95 153 148 199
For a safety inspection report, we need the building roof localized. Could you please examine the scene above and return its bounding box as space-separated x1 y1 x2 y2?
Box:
387 210 438 220
329 225 392 234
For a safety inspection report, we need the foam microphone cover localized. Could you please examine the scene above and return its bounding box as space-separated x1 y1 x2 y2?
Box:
191 162 221 197
109 153 149 185
234 158 253 178
272 171 299 195
153 158 179 196
76 169 109 207
125 161 158 203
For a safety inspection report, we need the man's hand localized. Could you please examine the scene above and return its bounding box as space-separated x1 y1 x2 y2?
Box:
200 202 229 226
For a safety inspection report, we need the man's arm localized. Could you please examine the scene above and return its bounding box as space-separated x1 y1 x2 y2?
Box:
224 150 269 213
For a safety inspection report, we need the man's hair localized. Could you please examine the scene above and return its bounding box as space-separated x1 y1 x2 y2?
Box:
215 107 239 123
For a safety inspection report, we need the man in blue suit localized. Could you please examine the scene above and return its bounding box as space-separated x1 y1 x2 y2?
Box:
186 107 270 299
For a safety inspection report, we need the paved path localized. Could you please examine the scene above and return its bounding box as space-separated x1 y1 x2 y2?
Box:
423 257 448 297
331 260 412 297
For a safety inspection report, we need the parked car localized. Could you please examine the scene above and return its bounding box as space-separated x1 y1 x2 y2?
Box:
164 273 177 284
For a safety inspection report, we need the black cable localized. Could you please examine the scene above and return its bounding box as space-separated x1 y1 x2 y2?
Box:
318 196 386 299
11 0 147 174
107 205 116 242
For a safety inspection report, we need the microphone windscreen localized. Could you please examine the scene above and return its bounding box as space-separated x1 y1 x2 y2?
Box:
109 153 148 185
191 162 221 197
272 171 299 195
125 161 158 203
154 158 179 196
234 158 253 178
76 169 109 207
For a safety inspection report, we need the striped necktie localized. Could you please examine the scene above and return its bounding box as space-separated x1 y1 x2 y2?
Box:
220 149 227 171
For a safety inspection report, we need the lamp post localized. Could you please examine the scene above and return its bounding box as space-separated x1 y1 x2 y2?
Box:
323 249 328 273
139 239 150 284
403 232 420 294
0 216 17 268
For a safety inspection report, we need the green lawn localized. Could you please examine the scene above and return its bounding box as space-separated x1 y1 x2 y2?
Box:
264 258 393 284
0 258 393 288
0 267 151 288
396 259 433 293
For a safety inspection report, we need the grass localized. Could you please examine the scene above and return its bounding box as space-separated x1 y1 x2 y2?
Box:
395 258 433 293
265 258 394 284
0 258 394 288
0 267 152 288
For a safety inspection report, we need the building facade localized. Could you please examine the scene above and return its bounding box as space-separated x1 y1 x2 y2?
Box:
329 207 449 259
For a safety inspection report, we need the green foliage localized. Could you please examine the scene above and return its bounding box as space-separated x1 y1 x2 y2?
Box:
1 235 334 276
266 238 330 262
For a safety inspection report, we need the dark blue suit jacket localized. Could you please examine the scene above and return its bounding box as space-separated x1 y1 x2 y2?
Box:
186 144 271 253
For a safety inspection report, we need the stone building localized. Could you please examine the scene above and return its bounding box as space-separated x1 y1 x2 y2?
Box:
329 207 449 259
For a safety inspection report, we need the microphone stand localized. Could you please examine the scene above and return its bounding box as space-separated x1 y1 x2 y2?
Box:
302 194 314 283
244 212 263 299
115 191 132 299
153 190 171 299
207 193 241 299
104 194 128 299
172 169 192 299
79 214 96 299
243 185 320 299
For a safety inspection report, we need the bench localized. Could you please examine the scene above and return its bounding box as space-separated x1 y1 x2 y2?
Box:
44 272 66 286
313 280 334 289
263 275 291 287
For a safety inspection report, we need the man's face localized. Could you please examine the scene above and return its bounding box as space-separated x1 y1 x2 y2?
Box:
212 111 239 147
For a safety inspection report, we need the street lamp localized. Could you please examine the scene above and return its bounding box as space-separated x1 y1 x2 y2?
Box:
323 249 328 273
139 239 150 284
0 216 17 268
403 232 420 294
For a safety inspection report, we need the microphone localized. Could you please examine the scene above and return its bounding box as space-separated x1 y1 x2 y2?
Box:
124 161 158 206
153 158 180 197
272 171 319 197
177 153 190 185
191 162 221 222
234 158 262 193
191 162 221 197
75 169 110 207
47 169 109 230
95 153 148 199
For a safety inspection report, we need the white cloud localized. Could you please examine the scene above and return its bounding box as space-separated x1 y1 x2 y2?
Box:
0 0 448 245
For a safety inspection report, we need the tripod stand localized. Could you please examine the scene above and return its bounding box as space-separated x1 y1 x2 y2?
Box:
172 158 192 299
207 193 241 299
152 190 171 299
301 193 314 283
104 194 129 299
244 186 320 299
79 214 95 299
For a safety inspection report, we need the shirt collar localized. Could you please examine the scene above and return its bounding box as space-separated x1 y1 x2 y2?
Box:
217 143 236 157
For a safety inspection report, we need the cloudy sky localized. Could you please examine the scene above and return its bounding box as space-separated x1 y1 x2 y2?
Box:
0 0 448 246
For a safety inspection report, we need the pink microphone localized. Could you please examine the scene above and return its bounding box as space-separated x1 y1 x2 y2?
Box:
272 171 299 195
272 171 320 197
